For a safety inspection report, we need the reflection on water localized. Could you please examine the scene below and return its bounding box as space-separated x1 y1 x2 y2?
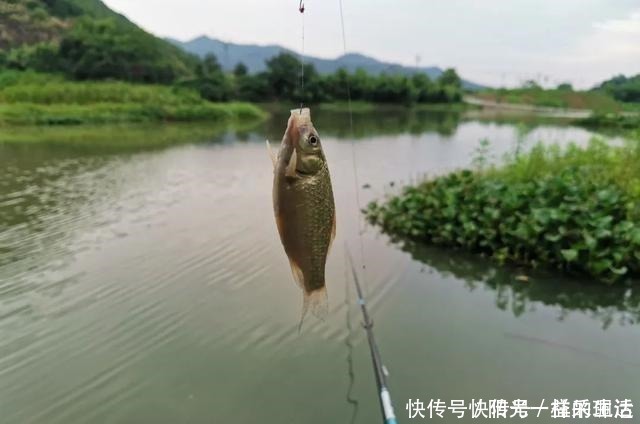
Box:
399 241 640 329
343 254 359 424
0 110 638 424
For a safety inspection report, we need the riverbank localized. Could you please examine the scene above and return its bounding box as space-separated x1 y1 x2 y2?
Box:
577 113 640 130
466 92 640 131
313 101 473 113
473 88 623 113
0 72 266 127
0 121 265 149
0 101 265 126
366 138 640 282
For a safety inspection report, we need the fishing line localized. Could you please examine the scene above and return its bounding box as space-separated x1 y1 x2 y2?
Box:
299 0 305 111
343 251 360 424
338 0 368 296
338 2 397 424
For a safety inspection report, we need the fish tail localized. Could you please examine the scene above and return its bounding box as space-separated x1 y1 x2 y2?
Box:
298 286 328 331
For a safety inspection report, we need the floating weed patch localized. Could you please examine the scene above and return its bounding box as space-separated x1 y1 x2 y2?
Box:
366 139 640 282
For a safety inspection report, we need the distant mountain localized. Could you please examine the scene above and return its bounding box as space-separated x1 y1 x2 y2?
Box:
168 36 484 90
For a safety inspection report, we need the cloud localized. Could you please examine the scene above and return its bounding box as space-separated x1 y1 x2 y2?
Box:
594 9 640 33
102 0 640 89
551 9 640 87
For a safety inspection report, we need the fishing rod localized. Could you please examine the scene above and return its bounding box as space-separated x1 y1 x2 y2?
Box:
346 247 398 424
333 0 397 420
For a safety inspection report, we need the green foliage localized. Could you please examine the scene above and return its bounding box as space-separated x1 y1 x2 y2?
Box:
578 113 640 130
596 74 640 103
0 80 201 105
233 72 270 101
0 0 68 49
0 71 264 126
557 82 573 91
41 0 83 18
264 53 307 101
0 69 63 86
477 87 621 112
58 17 194 83
1 1 463 106
3 42 63 73
0 0 199 80
232 53 463 104
233 62 248 77
177 53 233 101
366 139 640 282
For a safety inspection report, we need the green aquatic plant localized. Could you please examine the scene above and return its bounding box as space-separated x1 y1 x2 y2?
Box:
366 138 640 282
471 138 491 170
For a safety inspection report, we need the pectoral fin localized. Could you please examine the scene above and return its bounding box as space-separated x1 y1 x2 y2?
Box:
266 140 276 169
285 149 298 178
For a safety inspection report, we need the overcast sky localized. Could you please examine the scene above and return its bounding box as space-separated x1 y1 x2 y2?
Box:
103 0 640 88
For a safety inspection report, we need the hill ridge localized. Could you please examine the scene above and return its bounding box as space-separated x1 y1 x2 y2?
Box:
168 35 484 90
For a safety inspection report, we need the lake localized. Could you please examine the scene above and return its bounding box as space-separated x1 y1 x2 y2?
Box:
1 109 638 423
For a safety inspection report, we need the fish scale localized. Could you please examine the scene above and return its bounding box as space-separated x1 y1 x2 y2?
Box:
270 108 335 320
299 163 334 291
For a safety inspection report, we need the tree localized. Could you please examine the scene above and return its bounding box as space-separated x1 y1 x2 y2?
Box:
42 0 83 18
557 82 573 91
233 62 248 77
59 17 186 83
4 42 62 72
521 80 541 90
196 72 232 101
265 53 302 100
234 73 270 101
412 73 436 102
597 74 640 103
438 68 462 88
196 53 221 77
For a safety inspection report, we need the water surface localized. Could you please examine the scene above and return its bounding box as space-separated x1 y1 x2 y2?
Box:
1 110 638 423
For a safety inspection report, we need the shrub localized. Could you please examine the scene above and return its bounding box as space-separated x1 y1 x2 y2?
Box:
366 139 640 282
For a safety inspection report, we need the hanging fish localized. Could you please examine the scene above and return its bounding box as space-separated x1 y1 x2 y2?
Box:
267 108 336 323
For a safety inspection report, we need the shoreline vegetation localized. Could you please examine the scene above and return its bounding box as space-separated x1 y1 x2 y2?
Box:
366 137 640 283
474 87 622 112
0 71 265 127
2 70 638 136
472 82 640 130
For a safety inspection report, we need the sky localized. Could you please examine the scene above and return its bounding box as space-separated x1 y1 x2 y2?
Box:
102 0 640 89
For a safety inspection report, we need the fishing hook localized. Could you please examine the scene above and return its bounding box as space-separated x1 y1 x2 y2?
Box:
299 0 305 13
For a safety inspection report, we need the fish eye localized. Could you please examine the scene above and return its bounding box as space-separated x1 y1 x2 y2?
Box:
308 135 318 146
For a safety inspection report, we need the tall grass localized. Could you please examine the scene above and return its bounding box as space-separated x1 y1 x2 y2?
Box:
0 81 203 105
0 71 266 126
490 138 640 201
477 88 622 112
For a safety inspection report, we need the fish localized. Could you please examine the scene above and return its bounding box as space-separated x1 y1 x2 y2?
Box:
267 108 336 324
